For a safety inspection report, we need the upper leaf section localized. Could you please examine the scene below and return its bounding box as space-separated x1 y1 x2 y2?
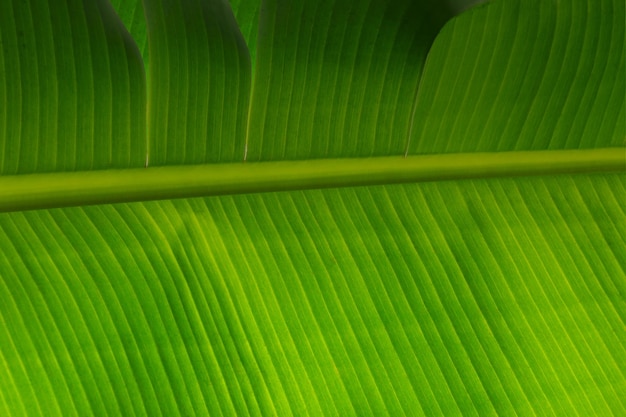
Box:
0 0 146 174
245 0 453 161
109 0 149 67
1 0 623 183
228 0 262 72
407 0 626 154
144 0 251 165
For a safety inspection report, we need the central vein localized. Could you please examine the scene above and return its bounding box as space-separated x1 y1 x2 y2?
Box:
1 148 624 212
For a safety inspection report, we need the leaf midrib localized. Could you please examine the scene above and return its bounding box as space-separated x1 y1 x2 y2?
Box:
1 148 623 212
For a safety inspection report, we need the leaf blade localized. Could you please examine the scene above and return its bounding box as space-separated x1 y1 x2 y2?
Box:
0 0 146 174
408 0 625 154
144 0 251 165
1 174 625 416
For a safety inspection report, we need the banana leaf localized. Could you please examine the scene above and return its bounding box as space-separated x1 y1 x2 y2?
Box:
0 0 624 415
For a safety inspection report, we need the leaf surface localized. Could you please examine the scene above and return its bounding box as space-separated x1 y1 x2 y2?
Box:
0 0 146 174
144 0 251 164
246 0 452 160
0 0 624 416
0 174 624 416
408 0 625 153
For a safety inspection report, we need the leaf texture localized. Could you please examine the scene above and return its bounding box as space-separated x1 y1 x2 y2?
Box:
144 0 251 165
245 0 452 160
0 174 624 416
407 0 626 154
0 0 146 174
109 0 149 67
228 0 262 72
0 0 624 416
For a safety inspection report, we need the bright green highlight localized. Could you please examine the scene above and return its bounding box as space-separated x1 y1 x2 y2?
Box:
1 174 625 416
1 148 623 212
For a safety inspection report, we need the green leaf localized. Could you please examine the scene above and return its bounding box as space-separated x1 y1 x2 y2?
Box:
109 0 149 66
144 0 251 164
228 0 262 71
246 0 452 160
0 0 146 174
408 0 625 153
1 174 624 416
0 0 624 415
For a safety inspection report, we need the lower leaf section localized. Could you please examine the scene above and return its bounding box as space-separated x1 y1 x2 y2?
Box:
0 174 624 416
